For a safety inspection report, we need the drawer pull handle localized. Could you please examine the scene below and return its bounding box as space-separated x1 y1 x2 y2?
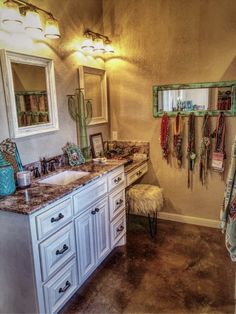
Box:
116 199 124 207
95 207 100 213
136 171 142 176
91 210 96 215
59 280 71 293
51 213 64 223
56 244 69 255
114 177 122 184
116 225 124 233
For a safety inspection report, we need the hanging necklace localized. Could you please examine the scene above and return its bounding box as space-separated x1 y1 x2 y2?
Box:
160 113 170 162
187 113 196 189
199 113 211 185
212 112 226 173
173 113 183 167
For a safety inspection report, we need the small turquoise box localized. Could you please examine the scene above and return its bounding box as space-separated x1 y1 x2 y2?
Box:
0 152 16 196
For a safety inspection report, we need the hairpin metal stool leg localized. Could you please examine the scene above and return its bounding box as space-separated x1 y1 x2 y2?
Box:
148 209 158 238
126 201 131 225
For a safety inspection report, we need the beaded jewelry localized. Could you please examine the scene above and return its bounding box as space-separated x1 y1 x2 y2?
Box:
173 113 183 167
187 113 196 189
199 113 211 185
160 113 170 162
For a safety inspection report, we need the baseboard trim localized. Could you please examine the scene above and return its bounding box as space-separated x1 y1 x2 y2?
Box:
157 212 220 229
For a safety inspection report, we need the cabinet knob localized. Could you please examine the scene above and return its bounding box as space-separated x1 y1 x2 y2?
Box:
136 170 142 176
95 207 100 213
51 213 64 223
116 199 124 207
56 244 69 255
59 280 71 293
91 210 96 215
114 177 122 184
116 225 124 233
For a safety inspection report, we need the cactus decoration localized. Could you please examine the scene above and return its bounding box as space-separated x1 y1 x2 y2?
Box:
67 88 92 160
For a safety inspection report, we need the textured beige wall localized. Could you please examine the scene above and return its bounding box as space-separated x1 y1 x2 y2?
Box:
103 0 236 220
0 0 109 164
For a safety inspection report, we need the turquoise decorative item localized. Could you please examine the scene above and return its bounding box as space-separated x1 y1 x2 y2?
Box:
0 151 16 197
62 142 85 166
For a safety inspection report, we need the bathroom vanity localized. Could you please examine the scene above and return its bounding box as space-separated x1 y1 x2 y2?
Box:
0 161 126 314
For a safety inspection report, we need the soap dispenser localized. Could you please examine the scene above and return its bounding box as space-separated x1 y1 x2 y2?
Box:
0 151 16 196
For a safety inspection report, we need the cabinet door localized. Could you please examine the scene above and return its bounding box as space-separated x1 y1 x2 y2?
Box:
75 209 96 284
94 198 110 264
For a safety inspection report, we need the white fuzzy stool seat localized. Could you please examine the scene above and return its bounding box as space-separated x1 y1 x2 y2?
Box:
127 184 163 237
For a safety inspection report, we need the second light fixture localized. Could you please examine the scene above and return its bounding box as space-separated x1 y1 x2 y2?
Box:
81 29 114 54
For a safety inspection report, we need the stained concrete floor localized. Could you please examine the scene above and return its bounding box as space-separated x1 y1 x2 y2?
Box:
61 216 236 314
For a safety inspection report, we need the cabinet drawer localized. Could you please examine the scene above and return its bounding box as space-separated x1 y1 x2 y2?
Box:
44 258 78 314
73 177 107 216
107 166 125 192
126 162 148 187
110 212 126 248
36 198 73 240
109 185 125 221
40 223 76 282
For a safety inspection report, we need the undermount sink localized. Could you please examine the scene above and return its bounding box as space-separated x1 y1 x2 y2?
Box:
39 170 90 186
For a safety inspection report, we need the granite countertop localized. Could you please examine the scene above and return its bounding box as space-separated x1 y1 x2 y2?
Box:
0 160 126 215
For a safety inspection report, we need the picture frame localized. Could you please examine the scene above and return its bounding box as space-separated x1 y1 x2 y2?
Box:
90 133 104 158
62 142 85 166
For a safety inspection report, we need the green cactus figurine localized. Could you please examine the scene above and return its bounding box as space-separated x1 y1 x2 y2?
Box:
67 89 92 160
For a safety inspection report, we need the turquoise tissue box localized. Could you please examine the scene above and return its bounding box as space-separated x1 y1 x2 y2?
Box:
0 152 16 196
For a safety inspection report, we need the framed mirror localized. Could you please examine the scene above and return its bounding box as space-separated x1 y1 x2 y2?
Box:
0 50 59 138
153 81 236 117
78 66 108 125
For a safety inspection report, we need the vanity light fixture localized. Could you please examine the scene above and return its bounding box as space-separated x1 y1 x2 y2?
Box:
1 0 23 32
1 0 61 39
104 42 114 54
24 9 43 36
44 16 61 39
81 37 94 53
81 29 114 54
93 37 105 53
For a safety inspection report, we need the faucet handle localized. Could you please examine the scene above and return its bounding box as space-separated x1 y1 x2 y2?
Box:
49 161 56 172
41 158 48 175
34 167 41 178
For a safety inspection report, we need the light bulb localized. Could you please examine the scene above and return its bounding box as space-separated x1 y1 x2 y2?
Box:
44 17 61 39
104 43 114 54
24 10 43 37
1 0 23 32
93 38 105 53
81 38 94 52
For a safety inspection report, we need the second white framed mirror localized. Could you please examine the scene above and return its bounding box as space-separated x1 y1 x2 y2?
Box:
78 66 108 125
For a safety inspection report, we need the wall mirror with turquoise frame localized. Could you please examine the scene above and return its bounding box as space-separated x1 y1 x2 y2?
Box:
153 81 236 117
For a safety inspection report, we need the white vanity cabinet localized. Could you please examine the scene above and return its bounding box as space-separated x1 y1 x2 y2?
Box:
0 165 126 314
125 161 148 187
75 197 110 284
30 196 78 314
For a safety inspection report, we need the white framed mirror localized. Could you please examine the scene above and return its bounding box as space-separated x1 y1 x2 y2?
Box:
0 50 59 138
78 66 108 125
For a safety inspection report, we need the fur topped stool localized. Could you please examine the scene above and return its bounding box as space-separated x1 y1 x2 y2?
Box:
127 184 163 237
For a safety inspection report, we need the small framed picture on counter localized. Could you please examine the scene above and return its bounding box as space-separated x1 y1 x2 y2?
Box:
90 133 104 158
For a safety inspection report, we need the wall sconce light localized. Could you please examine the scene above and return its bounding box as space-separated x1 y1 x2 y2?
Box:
81 29 114 54
24 9 43 36
0 0 61 39
1 0 23 32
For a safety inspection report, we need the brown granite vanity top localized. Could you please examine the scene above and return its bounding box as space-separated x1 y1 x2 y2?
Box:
0 160 126 215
